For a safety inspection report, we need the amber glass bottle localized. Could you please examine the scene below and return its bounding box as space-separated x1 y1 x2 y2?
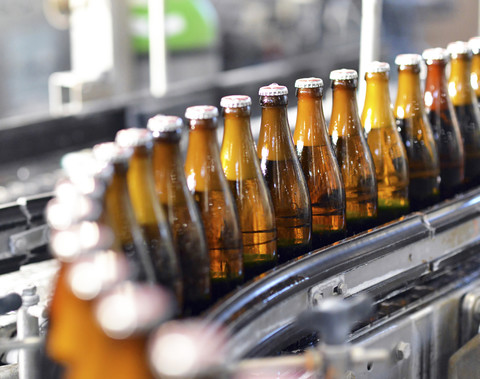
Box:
423 48 465 199
394 54 440 210
184 106 244 300
293 78 346 247
93 143 159 284
115 129 182 306
257 83 312 262
447 41 480 188
361 62 409 224
329 70 377 234
148 115 211 315
469 37 480 103
220 95 277 280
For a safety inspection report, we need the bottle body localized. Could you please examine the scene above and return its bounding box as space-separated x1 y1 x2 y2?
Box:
294 85 346 248
257 90 312 262
220 101 277 280
361 68 409 224
448 53 480 188
424 59 465 199
184 110 244 301
152 132 211 315
328 73 377 235
394 63 440 211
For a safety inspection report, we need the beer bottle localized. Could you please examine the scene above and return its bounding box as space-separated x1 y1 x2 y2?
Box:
147 115 211 315
394 54 440 210
447 41 480 188
329 70 377 234
220 95 277 280
293 78 346 248
257 83 312 262
115 129 183 305
184 106 244 300
423 48 465 199
85 283 173 379
469 36 480 103
93 142 159 284
361 62 409 224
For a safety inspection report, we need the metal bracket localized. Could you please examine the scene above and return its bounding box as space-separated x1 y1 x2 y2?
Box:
460 288 480 346
308 275 347 306
9 226 49 258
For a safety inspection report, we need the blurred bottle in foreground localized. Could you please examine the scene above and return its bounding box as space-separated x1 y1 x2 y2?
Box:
394 54 440 211
184 105 244 301
220 95 277 280
148 115 211 315
257 83 312 262
293 78 346 248
447 41 480 189
329 70 377 235
361 62 409 224
423 48 465 199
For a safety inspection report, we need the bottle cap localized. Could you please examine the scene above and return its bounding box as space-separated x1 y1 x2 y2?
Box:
116 128 153 148
50 222 114 262
258 83 288 96
295 77 324 88
46 196 102 230
220 95 252 108
68 250 130 301
395 54 422 66
366 61 390 73
93 142 133 164
95 282 173 339
329 69 358 80
147 115 183 137
61 149 100 181
469 36 480 54
447 41 471 58
422 48 448 63
185 106 219 120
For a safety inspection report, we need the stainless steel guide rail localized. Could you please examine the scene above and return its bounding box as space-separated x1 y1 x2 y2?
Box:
204 187 480 372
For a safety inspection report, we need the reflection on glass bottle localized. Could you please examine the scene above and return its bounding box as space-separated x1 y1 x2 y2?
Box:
115 129 182 307
220 96 277 280
361 62 409 224
469 37 480 104
184 106 244 301
394 54 440 211
293 78 346 248
423 48 465 199
257 83 312 262
328 70 377 235
447 41 480 188
148 115 211 315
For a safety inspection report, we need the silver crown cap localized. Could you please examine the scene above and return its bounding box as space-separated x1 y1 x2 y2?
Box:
258 83 288 96
185 105 219 119
329 69 358 80
220 95 252 108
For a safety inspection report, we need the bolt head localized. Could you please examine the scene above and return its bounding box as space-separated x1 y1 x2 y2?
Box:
395 341 411 361
22 285 37 296
312 291 324 305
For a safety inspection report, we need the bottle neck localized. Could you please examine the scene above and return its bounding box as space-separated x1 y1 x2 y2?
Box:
449 56 474 106
330 83 361 135
221 108 258 181
395 67 425 118
185 126 223 192
362 72 394 130
152 139 184 204
424 61 449 111
258 104 294 161
294 89 329 146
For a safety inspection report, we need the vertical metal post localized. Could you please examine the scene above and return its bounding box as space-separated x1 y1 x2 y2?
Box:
149 0 167 97
358 0 383 109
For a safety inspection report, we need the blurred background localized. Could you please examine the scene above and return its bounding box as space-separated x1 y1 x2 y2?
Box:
0 0 476 204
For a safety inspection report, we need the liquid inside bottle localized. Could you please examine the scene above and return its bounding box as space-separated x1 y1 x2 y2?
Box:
469 37 480 104
328 70 378 235
115 129 182 307
184 106 244 301
220 95 277 280
423 48 465 199
293 78 346 248
148 115 211 315
447 41 480 188
394 54 440 211
257 83 312 262
361 62 409 224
